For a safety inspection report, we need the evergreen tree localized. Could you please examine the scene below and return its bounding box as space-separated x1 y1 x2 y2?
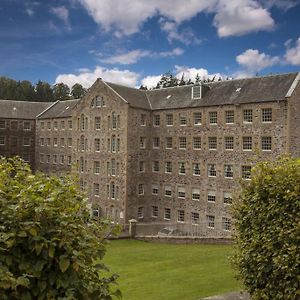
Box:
53 83 70 101
179 73 186 86
16 80 35 101
0 77 18 100
71 83 86 99
35 80 54 102
139 85 148 90
195 73 201 85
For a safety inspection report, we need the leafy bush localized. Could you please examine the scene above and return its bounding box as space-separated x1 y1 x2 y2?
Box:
0 157 120 299
232 157 300 300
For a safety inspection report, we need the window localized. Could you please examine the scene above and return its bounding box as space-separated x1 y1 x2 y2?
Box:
224 164 233 178
47 138 50 146
111 135 117 153
92 208 100 218
164 186 172 197
54 121 58 130
46 155 50 164
153 137 160 149
112 112 117 129
67 156 72 165
23 121 31 130
165 137 173 149
53 138 58 147
179 114 187 126
152 161 159 172
60 155 65 165
164 208 171 220
207 215 215 228
207 190 216 202
242 136 252 151
80 114 85 130
224 136 234 150
40 154 44 163
225 110 234 124
138 207 144 219
138 184 144 195
192 188 200 201
165 161 172 173
194 112 202 125
94 161 100 174
68 138 72 148
0 136 5 145
111 159 116 176
23 137 30 146
60 121 65 130
193 137 201 150
40 122 44 130
192 163 201 176
110 182 116 199
243 109 253 123
208 164 217 177
223 217 231 231
60 138 65 147
153 114 160 126
0 120 5 129
166 114 173 126
242 165 252 179
95 117 101 130
139 161 145 172
40 138 44 146
47 121 51 130
140 137 146 149
152 206 158 217
261 136 272 151
209 111 217 124
140 114 146 126
94 138 100 152
94 183 100 196
53 155 57 164
68 120 72 129
262 108 272 122
223 192 233 204
208 137 217 150
177 210 185 222
179 137 187 149
152 184 159 195
177 186 186 199
178 162 186 175
191 212 200 225
192 86 201 99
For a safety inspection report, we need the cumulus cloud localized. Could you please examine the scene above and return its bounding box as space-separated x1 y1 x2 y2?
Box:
55 66 140 88
50 6 71 30
214 0 274 37
260 0 299 11
99 47 184 65
236 49 280 72
141 75 163 88
77 0 276 39
284 37 300 66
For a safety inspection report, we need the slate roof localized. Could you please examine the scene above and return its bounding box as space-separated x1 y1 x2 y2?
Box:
0 100 53 119
38 99 80 119
105 72 299 110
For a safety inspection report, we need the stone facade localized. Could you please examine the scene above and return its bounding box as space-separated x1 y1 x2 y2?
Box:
0 72 299 237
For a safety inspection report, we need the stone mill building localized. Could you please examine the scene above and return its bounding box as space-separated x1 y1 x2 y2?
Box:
1 72 300 237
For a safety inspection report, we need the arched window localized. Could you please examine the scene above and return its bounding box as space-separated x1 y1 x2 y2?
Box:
85 117 88 130
117 115 120 129
111 182 115 200
80 135 84 151
79 157 84 173
80 114 85 130
111 159 116 176
111 135 116 153
85 138 88 151
112 112 117 129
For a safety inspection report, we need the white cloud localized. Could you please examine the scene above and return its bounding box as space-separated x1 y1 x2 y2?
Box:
236 49 279 71
50 6 71 30
284 37 300 65
141 75 162 88
26 8 34 16
214 0 274 37
174 65 223 81
77 0 276 39
260 0 299 11
55 66 140 88
98 47 184 65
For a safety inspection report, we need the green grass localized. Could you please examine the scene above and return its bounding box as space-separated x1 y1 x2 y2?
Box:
103 239 241 300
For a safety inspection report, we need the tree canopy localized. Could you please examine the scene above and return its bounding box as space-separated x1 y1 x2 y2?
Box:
232 156 300 300
0 157 120 300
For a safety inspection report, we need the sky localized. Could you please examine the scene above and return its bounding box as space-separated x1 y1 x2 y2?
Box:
0 0 300 89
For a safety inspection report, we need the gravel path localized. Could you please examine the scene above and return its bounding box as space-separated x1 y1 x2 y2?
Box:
201 291 250 300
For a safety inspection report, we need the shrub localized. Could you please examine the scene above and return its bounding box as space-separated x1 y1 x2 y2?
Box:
0 157 121 299
232 156 300 300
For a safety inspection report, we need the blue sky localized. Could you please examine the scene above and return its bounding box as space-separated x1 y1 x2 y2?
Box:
0 0 299 88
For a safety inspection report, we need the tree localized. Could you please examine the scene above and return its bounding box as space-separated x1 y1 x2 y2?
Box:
0 157 121 300
179 73 186 86
35 80 54 102
71 83 86 99
232 156 300 300
16 80 35 101
53 83 70 101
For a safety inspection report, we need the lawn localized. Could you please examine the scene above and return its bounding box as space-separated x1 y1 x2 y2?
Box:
103 239 241 300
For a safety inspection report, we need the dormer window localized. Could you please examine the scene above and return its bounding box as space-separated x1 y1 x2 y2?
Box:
192 85 201 99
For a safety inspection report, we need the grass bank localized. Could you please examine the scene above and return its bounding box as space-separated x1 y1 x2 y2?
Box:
104 239 240 300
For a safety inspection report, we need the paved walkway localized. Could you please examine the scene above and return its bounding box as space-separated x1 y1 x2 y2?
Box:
201 291 250 300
